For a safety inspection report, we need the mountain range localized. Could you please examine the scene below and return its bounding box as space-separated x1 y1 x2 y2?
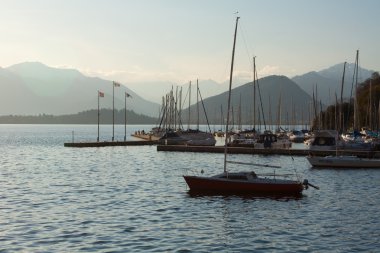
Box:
292 63 374 104
0 62 160 117
185 75 313 127
0 61 377 124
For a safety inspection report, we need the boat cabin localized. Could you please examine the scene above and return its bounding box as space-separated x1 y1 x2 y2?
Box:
257 133 278 148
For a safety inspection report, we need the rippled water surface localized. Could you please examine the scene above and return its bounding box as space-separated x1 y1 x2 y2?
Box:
0 124 379 252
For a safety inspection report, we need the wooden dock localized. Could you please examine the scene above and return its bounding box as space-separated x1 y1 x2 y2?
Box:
64 140 158 148
157 145 380 157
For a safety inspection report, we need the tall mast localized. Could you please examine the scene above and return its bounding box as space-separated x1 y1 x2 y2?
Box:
268 95 272 131
340 62 346 132
255 63 266 130
220 105 223 131
124 92 127 141
353 50 359 130
238 94 242 130
277 88 282 131
370 79 372 129
335 92 338 130
378 100 380 133
179 87 182 129
175 86 178 130
224 16 240 174
197 79 199 130
252 56 257 130
97 91 100 142
112 82 115 141
188 81 191 130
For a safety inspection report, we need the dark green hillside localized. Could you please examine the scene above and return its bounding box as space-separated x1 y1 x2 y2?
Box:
312 72 380 131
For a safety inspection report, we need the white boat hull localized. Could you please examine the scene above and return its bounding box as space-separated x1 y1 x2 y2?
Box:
307 156 380 168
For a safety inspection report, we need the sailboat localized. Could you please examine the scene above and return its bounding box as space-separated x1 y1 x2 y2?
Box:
183 17 317 195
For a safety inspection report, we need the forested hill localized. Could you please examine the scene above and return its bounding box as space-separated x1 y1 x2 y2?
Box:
0 109 158 124
313 72 380 130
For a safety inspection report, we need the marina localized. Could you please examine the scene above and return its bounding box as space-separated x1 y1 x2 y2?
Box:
65 130 380 159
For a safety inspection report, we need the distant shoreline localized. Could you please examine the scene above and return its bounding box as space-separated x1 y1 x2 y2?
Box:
0 109 158 124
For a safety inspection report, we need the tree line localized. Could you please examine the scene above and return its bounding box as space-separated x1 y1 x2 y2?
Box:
313 72 380 132
0 109 158 124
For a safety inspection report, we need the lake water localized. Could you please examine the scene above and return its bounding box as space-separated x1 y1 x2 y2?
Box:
0 124 379 252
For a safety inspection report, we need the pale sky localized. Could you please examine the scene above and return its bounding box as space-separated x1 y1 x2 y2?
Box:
1 0 379 84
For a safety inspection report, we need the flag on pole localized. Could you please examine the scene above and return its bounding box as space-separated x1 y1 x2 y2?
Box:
113 81 121 87
126 92 132 98
99 91 104 97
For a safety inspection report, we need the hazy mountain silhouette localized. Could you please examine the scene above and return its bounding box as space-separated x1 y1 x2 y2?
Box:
182 75 313 127
1 61 377 125
126 79 227 104
292 63 375 105
1 62 160 117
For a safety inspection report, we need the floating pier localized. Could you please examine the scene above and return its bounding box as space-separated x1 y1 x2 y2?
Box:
157 145 380 158
64 139 380 158
64 140 158 148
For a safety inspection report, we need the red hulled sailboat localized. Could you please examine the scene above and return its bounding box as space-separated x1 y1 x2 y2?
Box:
183 16 317 195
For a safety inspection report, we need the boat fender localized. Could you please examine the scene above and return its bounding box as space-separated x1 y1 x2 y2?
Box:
201 169 204 174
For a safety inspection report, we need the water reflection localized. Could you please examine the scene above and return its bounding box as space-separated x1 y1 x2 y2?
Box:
186 191 304 200
0 124 379 252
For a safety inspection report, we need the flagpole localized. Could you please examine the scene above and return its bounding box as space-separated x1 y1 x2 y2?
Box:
124 92 127 141
112 81 115 141
97 91 100 142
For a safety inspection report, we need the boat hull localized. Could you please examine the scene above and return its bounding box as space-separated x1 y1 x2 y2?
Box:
183 175 304 195
307 156 380 168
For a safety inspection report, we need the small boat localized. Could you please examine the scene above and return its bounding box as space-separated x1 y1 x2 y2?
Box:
307 155 380 168
183 17 317 195
255 132 292 149
308 130 342 151
309 130 373 151
288 130 305 143
228 131 292 149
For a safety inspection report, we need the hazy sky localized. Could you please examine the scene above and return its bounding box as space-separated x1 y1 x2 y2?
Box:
1 0 379 84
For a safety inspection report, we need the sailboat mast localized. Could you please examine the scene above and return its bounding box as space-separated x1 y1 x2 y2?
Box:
277 90 282 131
197 79 199 130
354 50 359 130
340 62 346 132
220 105 223 132
179 87 182 129
268 95 272 131
224 16 240 174
188 81 191 130
369 79 372 130
238 94 242 131
253 56 257 131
